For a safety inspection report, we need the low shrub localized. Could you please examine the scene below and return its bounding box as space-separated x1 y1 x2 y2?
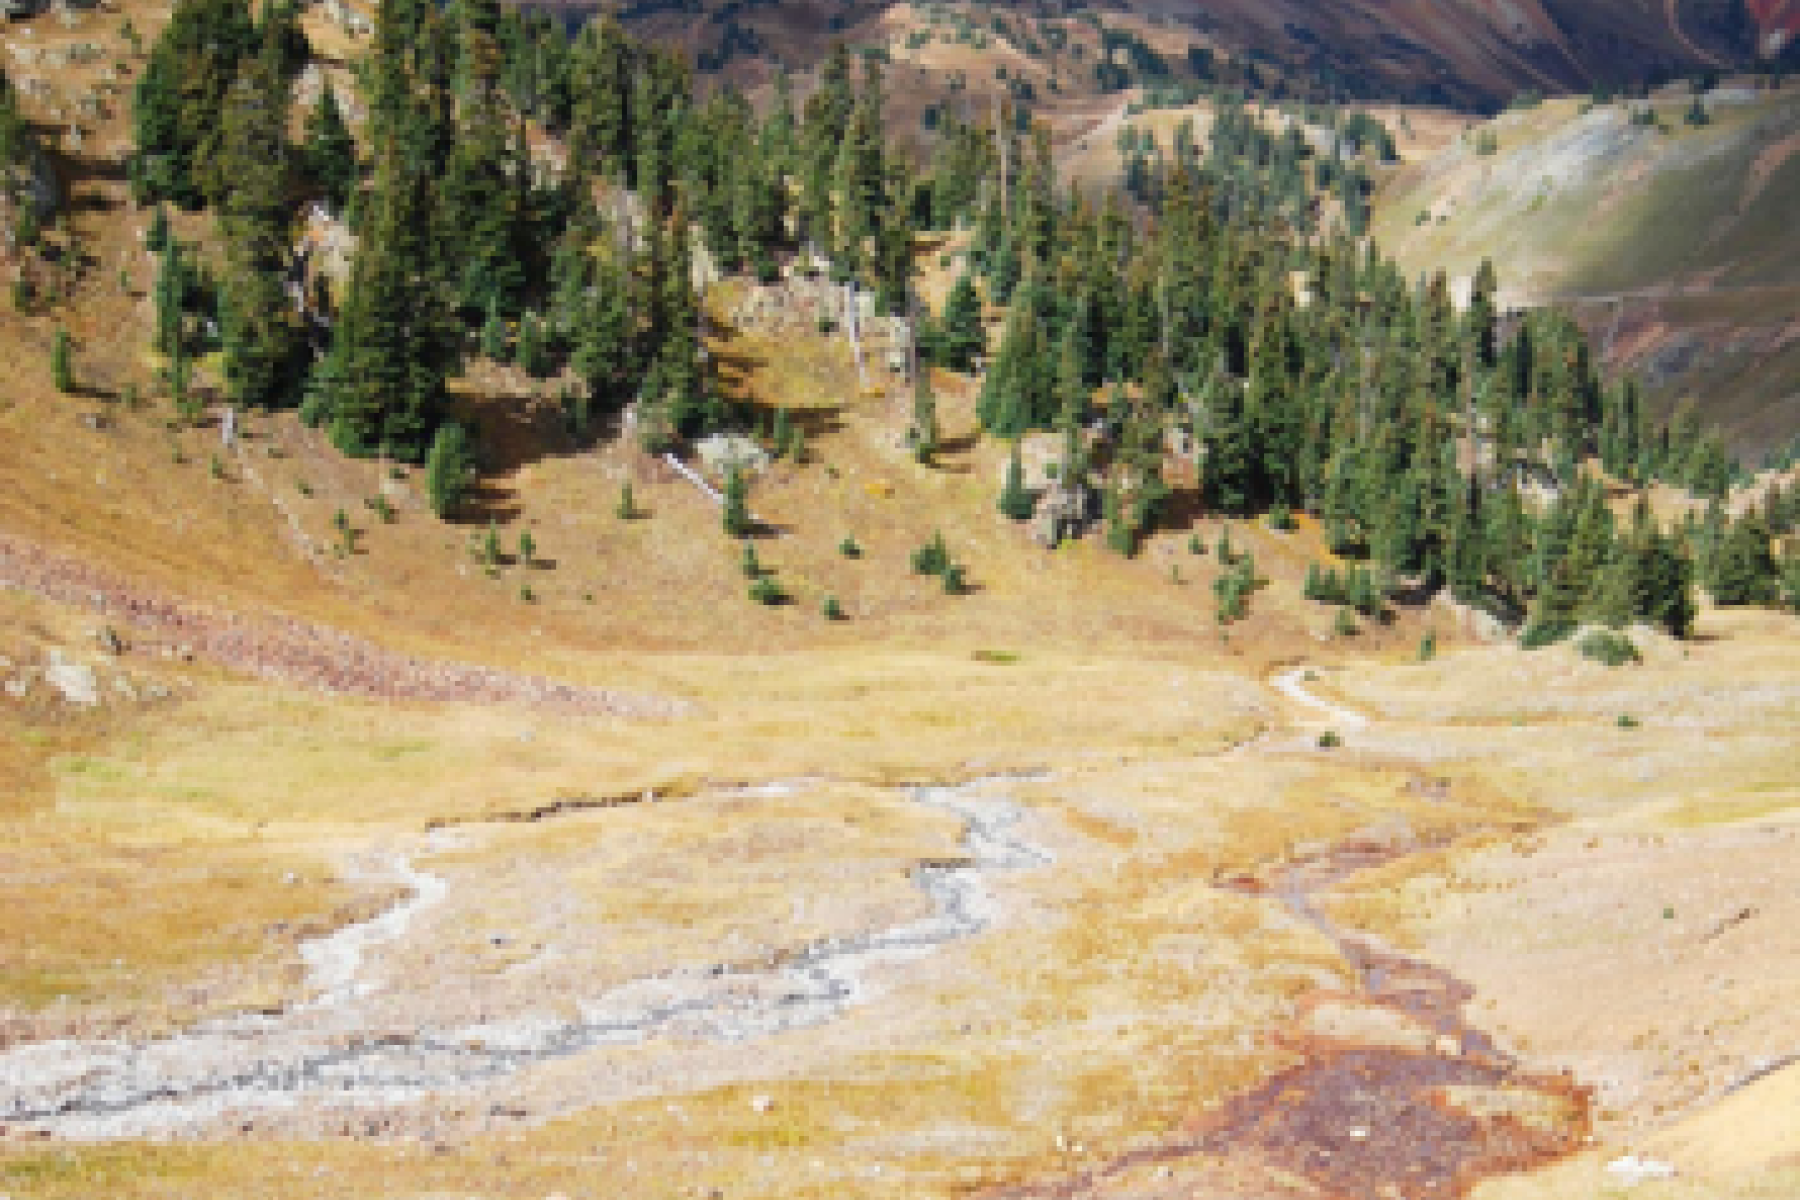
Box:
1579 629 1640 667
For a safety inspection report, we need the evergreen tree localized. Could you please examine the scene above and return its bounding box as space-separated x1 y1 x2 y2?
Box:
326 126 460 460
304 84 357 210
1629 526 1697 636
1710 512 1780 606
424 420 473 517
153 238 185 356
936 274 985 371
1780 545 1800 613
1201 371 1256 516
132 0 258 206
218 38 310 410
909 367 940 464
516 310 551 378
481 298 509 361
722 462 750 537
572 249 634 413
51 328 73 393
998 440 1034 520
145 206 171 253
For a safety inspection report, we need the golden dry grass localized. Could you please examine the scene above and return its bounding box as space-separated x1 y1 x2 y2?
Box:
2 5 1799 1197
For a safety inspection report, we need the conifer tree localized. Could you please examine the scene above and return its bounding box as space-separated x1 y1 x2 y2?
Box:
909 367 940 464
722 462 750 537
481 298 509 361
516 310 551 378
936 274 985 371
1780 546 1800 614
1632 526 1696 636
568 15 630 178
218 36 310 410
425 420 473 517
1201 370 1256 516
51 328 73 393
1709 512 1780 606
326 125 460 460
132 0 258 206
145 206 171 252
304 85 357 210
998 440 1034 521
153 238 185 356
572 250 633 413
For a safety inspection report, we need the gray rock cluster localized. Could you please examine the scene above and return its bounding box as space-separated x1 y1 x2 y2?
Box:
1 638 174 707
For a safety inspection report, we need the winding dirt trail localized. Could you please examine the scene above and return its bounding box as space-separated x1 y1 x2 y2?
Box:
1271 666 1371 731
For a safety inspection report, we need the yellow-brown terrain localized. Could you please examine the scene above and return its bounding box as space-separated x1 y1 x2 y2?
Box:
0 2 1797 1198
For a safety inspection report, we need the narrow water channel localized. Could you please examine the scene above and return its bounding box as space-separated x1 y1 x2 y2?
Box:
0 778 1051 1140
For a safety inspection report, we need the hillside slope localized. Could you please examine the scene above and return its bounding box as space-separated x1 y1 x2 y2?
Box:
588 0 1767 114
1375 81 1800 454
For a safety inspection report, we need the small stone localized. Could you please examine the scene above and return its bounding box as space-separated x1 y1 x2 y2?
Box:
44 652 98 705
750 1094 773 1114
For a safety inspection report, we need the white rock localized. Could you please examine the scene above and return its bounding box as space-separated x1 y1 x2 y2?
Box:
44 651 98 705
1606 1154 1676 1185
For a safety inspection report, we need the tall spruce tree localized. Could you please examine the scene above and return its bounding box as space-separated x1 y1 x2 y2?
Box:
937 274 985 371
218 34 310 410
326 128 459 460
304 85 357 210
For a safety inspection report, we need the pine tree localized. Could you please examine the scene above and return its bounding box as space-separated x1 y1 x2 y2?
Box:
1780 545 1800 614
425 420 473 517
153 238 185 355
909 367 940 464
481 298 509 361
722 462 750 537
1632 527 1696 637
304 84 357 210
568 15 630 179
145 205 171 252
998 440 1034 521
937 274 985 371
218 37 310 411
51 328 73 393
771 405 792 460
572 251 633 413
327 127 460 460
1710 512 1780 606
516 311 551 378
1202 371 1256 516
132 0 258 206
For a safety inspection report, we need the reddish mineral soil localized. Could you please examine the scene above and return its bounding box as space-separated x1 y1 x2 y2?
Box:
989 839 1591 1200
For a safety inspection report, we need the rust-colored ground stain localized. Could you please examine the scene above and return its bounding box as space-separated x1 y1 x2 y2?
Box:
989 837 1591 1199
